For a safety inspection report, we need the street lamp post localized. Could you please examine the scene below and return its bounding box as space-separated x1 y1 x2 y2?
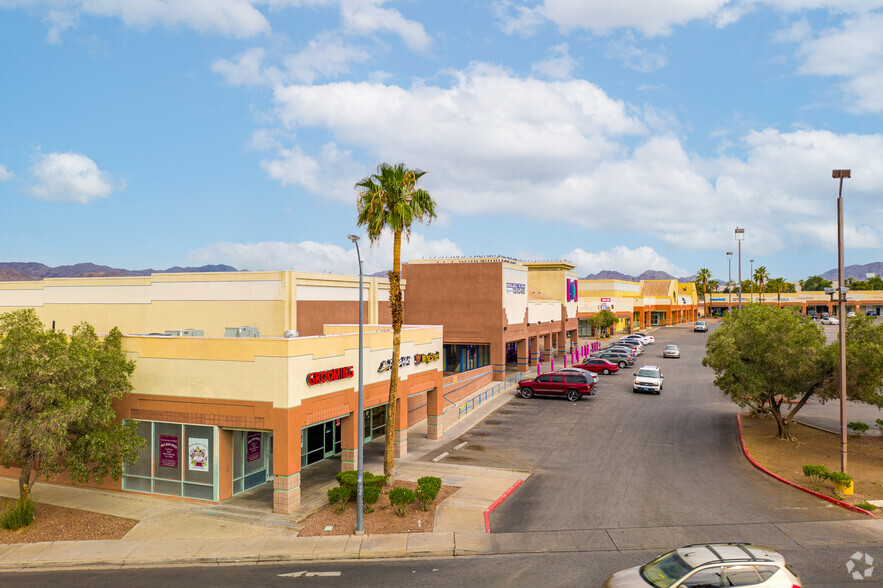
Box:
750 259 754 303
347 234 365 534
727 251 733 315
735 228 745 310
833 169 851 474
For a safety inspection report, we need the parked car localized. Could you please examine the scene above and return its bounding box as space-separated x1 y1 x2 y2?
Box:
614 340 644 354
867 310 878 316
847 311 856 318
621 334 654 345
573 359 620 375
557 367 599 387
605 346 638 360
821 316 839 325
591 350 634 368
603 542 802 587
694 321 708 332
663 344 680 359
633 365 663 394
517 372 594 402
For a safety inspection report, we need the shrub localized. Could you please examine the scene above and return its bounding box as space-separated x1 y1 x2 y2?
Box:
327 486 351 513
0 497 36 530
416 476 442 511
388 487 416 517
363 485 381 513
802 464 830 491
876 418 883 434
828 472 853 498
856 501 877 512
847 421 869 435
335 471 387 494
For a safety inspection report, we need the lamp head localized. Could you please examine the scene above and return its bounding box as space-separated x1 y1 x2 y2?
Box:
735 227 745 240
347 234 359 243
824 287 836 296
726 251 733 256
832 169 851 179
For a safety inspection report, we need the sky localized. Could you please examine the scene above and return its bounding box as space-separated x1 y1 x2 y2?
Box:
1 1 882 283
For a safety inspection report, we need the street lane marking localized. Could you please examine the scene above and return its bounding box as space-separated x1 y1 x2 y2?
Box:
277 571 342 577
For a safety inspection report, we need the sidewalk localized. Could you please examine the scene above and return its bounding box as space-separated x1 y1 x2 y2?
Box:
0 377 529 570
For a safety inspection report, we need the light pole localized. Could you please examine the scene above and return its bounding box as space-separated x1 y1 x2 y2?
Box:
727 251 733 315
735 227 745 310
833 169 851 474
347 234 365 534
750 259 754 303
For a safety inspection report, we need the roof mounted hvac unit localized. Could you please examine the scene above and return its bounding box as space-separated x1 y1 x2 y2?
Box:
224 326 260 338
284 330 299 338
164 329 204 337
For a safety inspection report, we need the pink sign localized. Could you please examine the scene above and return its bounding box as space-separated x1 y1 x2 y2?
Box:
159 435 179 468
247 432 262 462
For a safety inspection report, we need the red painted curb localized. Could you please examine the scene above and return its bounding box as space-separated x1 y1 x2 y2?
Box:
736 414 875 518
484 479 524 533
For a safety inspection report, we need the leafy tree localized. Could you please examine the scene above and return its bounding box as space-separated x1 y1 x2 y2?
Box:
0 309 144 500
695 268 712 312
589 310 618 336
769 277 788 307
702 304 883 439
802 275 833 292
356 162 437 485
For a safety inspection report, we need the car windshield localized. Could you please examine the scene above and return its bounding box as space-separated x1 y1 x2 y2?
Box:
665 346 677 351
640 551 693 588
638 368 659 378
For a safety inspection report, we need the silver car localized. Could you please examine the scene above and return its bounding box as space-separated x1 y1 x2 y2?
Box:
604 543 802 587
663 344 680 359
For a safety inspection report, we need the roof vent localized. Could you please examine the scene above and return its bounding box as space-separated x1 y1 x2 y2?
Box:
224 326 260 338
284 330 299 338
164 329 204 337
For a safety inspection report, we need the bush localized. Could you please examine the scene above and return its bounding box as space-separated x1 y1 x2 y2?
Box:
0 497 36 530
335 471 386 494
388 487 416 517
876 418 883 434
856 501 877 512
327 486 351 513
828 471 853 498
847 421 869 435
363 485 381 513
802 464 830 491
416 476 442 511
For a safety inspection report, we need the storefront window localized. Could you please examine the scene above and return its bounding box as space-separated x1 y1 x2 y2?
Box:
443 343 490 373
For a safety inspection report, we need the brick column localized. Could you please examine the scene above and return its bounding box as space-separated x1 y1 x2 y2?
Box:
340 409 358 472
529 335 539 366
272 413 302 514
426 386 443 440
516 338 528 372
393 395 408 458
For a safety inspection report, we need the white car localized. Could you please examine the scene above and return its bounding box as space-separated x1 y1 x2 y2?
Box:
604 543 802 587
662 344 680 359
847 311 856 318
820 316 839 325
694 321 708 332
633 365 663 394
622 334 654 345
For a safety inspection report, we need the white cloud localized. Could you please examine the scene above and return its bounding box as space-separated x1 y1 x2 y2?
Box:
791 12 883 112
26 151 124 203
261 142 364 201
339 0 430 52
493 0 546 36
0 165 14 181
43 9 78 44
212 47 278 86
188 230 463 274
283 33 372 83
605 33 668 72
564 246 688 277
531 43 578 80
541 0 730 36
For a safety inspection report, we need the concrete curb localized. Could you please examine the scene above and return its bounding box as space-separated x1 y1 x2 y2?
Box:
483 479 523 533
735 414 875 519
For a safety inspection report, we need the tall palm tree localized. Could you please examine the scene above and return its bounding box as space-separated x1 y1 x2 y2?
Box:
770 277 787 308
356 163 437 485
753 266 770 303
695 268 712 317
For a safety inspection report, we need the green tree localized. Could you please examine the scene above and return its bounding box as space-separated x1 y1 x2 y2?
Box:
695 268 712 313
0 309 145 500
802 275 833 292
702 305 883 439
590 310 618 336
356 162 437 485
769 277 788 307
753 266 769 302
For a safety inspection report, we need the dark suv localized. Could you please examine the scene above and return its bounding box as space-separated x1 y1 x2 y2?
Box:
517 372 594 402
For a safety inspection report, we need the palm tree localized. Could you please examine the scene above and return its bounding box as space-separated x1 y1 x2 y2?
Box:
770 277 787 308
753 266 769 303
695 268 712 317
356 162 437 485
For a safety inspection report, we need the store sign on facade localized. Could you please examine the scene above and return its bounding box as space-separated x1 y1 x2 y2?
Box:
306 366 354 386
159 434 179 468
414 351 440 365
188 438 209 472
506 282 525 294
566 279 579 302
377 351 440 373
247 432 262 462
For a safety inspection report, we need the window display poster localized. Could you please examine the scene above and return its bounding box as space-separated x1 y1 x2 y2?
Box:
188 438 209 472
246 432 262 462
159 435 179 468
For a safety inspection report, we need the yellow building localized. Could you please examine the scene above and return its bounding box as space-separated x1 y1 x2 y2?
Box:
578 278 700 334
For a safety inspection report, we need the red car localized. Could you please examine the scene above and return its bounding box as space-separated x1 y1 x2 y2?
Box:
517 372 595 402
573 359 620 375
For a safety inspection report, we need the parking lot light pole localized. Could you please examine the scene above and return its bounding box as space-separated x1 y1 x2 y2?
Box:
348 234 365 533
727 251 733 315
750 259 754 302
832 169 851 474
735 228 745 310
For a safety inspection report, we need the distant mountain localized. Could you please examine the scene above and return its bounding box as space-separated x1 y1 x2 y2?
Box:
819 262 883 282
0 262 239 281
582 269 681 282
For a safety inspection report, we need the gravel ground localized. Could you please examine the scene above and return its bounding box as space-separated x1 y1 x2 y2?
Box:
298 481 459 536
0 497 138 544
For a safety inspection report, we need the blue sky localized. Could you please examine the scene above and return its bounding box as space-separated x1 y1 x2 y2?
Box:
1 1 882 283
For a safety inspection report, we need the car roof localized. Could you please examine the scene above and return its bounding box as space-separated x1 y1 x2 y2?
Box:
675 543 784 567
664 344 678 348
639 365 661 371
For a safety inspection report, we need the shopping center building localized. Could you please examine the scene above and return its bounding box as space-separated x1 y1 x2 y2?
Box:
577 278 700 334
704 289 883 317
0 271 444 513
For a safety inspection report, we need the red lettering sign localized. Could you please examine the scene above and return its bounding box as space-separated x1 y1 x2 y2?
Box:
306 366 355 386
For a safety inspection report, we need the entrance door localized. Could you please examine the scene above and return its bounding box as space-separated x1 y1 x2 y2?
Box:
232 430 272 496
363 405 387 444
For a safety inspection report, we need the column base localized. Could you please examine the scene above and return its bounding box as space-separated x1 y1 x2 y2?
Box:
394 429 407 458
340 448 357 471
427 414 443 440
273 472 301 514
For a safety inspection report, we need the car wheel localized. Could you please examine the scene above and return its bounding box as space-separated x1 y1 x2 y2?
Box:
520 387 533 399
655 389 661 395
566 389 579 402
602 368 610 375
618 361 626 368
